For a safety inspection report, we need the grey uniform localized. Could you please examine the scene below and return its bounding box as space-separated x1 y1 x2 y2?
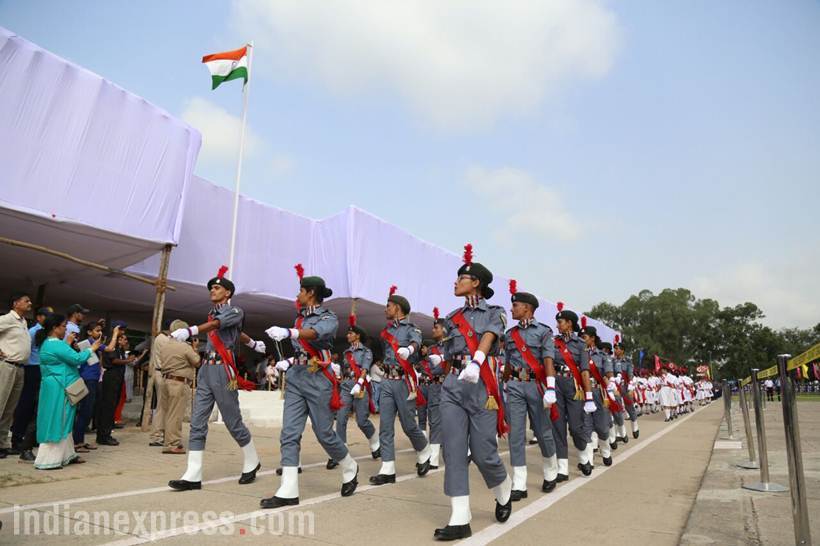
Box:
280 306 348 467
551 333 591 459
423 346 446 445
615 356 638 422
605 353 625 428
378 318 428 463
589 348 613 439
503 320 557 467
189 303 252 451
441 299 508 497
336 343 376 444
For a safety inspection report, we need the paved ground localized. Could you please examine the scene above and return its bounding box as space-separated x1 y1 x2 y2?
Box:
0 401 727 544
681 397 819 546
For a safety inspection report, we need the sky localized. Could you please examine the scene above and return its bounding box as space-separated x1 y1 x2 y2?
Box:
2 0 819 329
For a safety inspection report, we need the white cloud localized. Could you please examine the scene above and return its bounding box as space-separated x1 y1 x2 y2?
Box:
230 0 619 131
691 257 820 329
463 166 578 242
181 96 262 165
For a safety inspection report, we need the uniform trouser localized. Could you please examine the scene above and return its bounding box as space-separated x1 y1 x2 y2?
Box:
417 382 429 430
162 377 192 448
97 367 124 441
612 406 625 427
12 365 40 447
591 390 612 439
551 376 590 459
441 373 507 497
280 364 348 466
149 370 165 442
427 383 443 444
189 364 251 451
0 361 24 450
624 399 637 422
335 378 375 445
506 380 556 467
379 378 428 463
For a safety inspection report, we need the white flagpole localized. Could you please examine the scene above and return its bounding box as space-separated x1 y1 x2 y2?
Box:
228 41 253 274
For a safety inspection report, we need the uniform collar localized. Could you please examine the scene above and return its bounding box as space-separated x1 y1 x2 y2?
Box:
463 296 485 310
560 331 577 342
300 305 322 317
390 317 409 328
349 342 361 351
209 302 230 315
518 318 535 329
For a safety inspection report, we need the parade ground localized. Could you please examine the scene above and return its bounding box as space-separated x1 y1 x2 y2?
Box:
2 400 814 545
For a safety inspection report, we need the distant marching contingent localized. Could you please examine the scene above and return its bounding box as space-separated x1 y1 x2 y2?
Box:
164 243 714 541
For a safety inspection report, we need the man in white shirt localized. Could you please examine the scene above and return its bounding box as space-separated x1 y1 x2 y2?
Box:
764 378 775 402
0 293 33 458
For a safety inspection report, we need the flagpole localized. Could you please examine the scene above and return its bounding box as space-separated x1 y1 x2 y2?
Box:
228 41 253 274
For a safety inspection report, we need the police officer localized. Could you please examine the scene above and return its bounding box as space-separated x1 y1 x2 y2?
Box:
168 267 264 491
551 304 595 480
433 244 512 541
261 267 358 508
503 281 558 501
369 286 432 485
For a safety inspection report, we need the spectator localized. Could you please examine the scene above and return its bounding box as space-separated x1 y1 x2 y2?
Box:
73 321 120 452
96 329 135 446
63 304 89 347
0 293 32 459
34 313 101 469
11 306 53 462
157 319 200 454
764 378 774 401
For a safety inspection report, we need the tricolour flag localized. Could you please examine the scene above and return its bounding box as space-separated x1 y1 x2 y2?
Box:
202 46 248 90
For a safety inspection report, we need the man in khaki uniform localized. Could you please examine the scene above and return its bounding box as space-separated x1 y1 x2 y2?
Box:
0 293 32 459
147 328 171 445
158 320 201 454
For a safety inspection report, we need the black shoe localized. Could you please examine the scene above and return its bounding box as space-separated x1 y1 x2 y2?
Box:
556 473 569 483
341 467 358 497
260 496 299 509
97 437 119 446
0 449 6 459
8 446 21 455
371 447 381 459
633 430 640 439
578 461 593 476
621 436 629 444
510 489 527 502
168 479 201 491
239 463 261 484
149 441 164 447
495 498 512 523
276 467 302 476
417 458 431 477
19 450 35 463
528 438 539 445
368 473 396 485
433 524 472 541
603 456 613 467
430 464 439 470
542 479 556 493
610 442 618 451
326 458 339 470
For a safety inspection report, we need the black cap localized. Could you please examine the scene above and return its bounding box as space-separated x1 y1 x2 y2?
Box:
348 325 368 340
388 294 411 315
600 342 612 353
35 307 53 316
581 325 598 338
112 319 128 330
555 309 580 331
457 262 495 299
66 303 90 315
301 276 333 299
207 275 235 296
511 291 539 309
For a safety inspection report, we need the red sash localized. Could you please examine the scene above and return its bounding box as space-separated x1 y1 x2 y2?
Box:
345 350 376 414
380 328 426 407
619 368 634 407
295 316 341 411
450 310 508 436
509 327 559 422
553 337 585 388
588 360 623 414
207 314 255 391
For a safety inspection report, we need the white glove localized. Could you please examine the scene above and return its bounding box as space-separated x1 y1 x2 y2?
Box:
583 392 596 413
543 389 557 406
397 346 414 360
246 339 266 354
171 328 190 342
275 359 291 372
350 383 362 396
265 326 298 341
458 362 481 384
607 381 618 393
265 365 277 377
428 354 443 366
330 363 341 376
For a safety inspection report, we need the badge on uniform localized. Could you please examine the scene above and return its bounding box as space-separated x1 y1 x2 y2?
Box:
467 331 473 338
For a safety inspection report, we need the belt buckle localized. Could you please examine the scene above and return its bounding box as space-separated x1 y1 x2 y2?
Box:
519 369 530 381
307 358 320 373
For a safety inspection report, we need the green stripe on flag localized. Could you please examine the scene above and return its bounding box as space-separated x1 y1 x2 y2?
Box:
211 67 248 90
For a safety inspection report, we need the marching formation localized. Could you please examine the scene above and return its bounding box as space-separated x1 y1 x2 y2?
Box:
165 244 713 541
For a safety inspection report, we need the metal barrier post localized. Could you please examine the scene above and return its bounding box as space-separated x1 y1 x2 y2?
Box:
778 354 812 545
737 385 759 469
721 382 735 440
761 379 767 409
742 368 787 492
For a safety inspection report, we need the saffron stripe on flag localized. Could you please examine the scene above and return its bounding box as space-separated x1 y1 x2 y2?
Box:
202 46 247 64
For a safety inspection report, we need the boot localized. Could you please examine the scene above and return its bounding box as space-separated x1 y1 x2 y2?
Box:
260 466 299 508
430 443 441 469
239 440 260 484
416 443 432 476
510 466 527 501
542 454 558 492
556 458 569 482
369 460 396 485
368 433 381 459
434 496 472 540
168 450 203 490
492 475 512 522
339 454 358 497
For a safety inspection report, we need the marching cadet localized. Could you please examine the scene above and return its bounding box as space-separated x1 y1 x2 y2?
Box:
416 349 431 439
551 303 595 480
369 286 432 486
168 266 265 491
423 307 448 469
659 366 676 421
327 309 380 469
260 265 358 508
433 244 512 541
503 280 559 501
599 341 625 450
613 336 639 439
580 320 615 468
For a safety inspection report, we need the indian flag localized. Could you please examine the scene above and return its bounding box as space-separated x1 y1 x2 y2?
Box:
202 46 249 90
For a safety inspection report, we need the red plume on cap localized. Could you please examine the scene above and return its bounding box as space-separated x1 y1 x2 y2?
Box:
294 263 304 281
557 301 564 312
463 243 473 265
217 265 228 279
581 315 588 329
389 285 398 296
614 334 621 344
348 314 357 328
509 279 517 295
433 307 440 320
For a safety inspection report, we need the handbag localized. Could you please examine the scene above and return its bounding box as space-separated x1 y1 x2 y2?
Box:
65 377 89 406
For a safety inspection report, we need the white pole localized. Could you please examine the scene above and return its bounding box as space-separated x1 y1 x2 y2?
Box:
227 41 253 274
